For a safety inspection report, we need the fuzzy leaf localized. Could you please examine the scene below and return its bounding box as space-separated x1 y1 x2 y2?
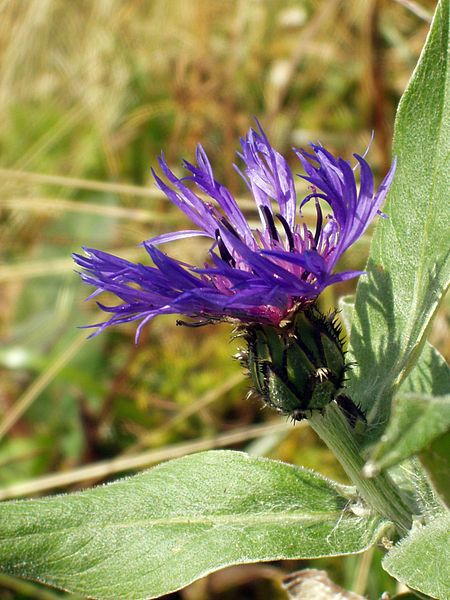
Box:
347 0 450 436
400 343 450 397
0 451 390 600
338 299 450 398
420 432 450 507
338 294 355 334
383 514 450 600
368 393 450 472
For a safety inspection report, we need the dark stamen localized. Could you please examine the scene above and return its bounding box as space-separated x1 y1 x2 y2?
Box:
176 318 216 328
276 213 295 252
261 206 279 241
314 199 323 248
215 229 236 266
220 217 240 238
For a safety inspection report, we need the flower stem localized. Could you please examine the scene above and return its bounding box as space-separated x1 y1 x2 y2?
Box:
309 402 413 535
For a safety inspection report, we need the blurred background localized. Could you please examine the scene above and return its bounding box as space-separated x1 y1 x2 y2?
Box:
0 1 446 598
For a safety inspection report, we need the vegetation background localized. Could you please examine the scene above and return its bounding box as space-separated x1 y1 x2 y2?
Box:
0 0 446 598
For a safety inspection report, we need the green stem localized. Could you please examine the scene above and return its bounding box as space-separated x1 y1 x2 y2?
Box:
309 402 413 535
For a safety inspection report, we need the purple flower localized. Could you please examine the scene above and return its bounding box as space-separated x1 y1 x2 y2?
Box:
73 122 396 340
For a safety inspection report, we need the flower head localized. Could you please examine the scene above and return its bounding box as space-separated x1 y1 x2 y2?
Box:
73 122 396 340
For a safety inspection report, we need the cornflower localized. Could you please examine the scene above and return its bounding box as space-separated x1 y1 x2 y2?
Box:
73 123 396 341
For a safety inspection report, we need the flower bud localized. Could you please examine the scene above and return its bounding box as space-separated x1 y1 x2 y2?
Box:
239 307 347 421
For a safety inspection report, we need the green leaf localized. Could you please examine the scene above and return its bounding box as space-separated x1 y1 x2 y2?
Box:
420 431 450 507
338 294 355 334
400 343 450 397
373 344 448 516
347 0 450 433
0 451 390 600
390 594 429 600
338 296 449 514
368 393 450 472
370 345 449 514
383 514 450 600
338 299 450 398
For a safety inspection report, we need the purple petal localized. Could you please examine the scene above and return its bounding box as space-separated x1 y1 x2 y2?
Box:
75 126 396 337
144 230 212 245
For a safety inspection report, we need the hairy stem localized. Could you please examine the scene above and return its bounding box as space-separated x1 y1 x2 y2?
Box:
309 402 414 535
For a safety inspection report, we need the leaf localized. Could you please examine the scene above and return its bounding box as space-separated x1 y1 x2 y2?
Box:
338 298 450 398
374 346 448 516
338 294 355 335
347 0 450 434
400 343 450 397
368 393 450 472
382 514 450 600
370 346 449 513
419 431 450 507
0 451 390 600
340 298 449 514
390 594 429 600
